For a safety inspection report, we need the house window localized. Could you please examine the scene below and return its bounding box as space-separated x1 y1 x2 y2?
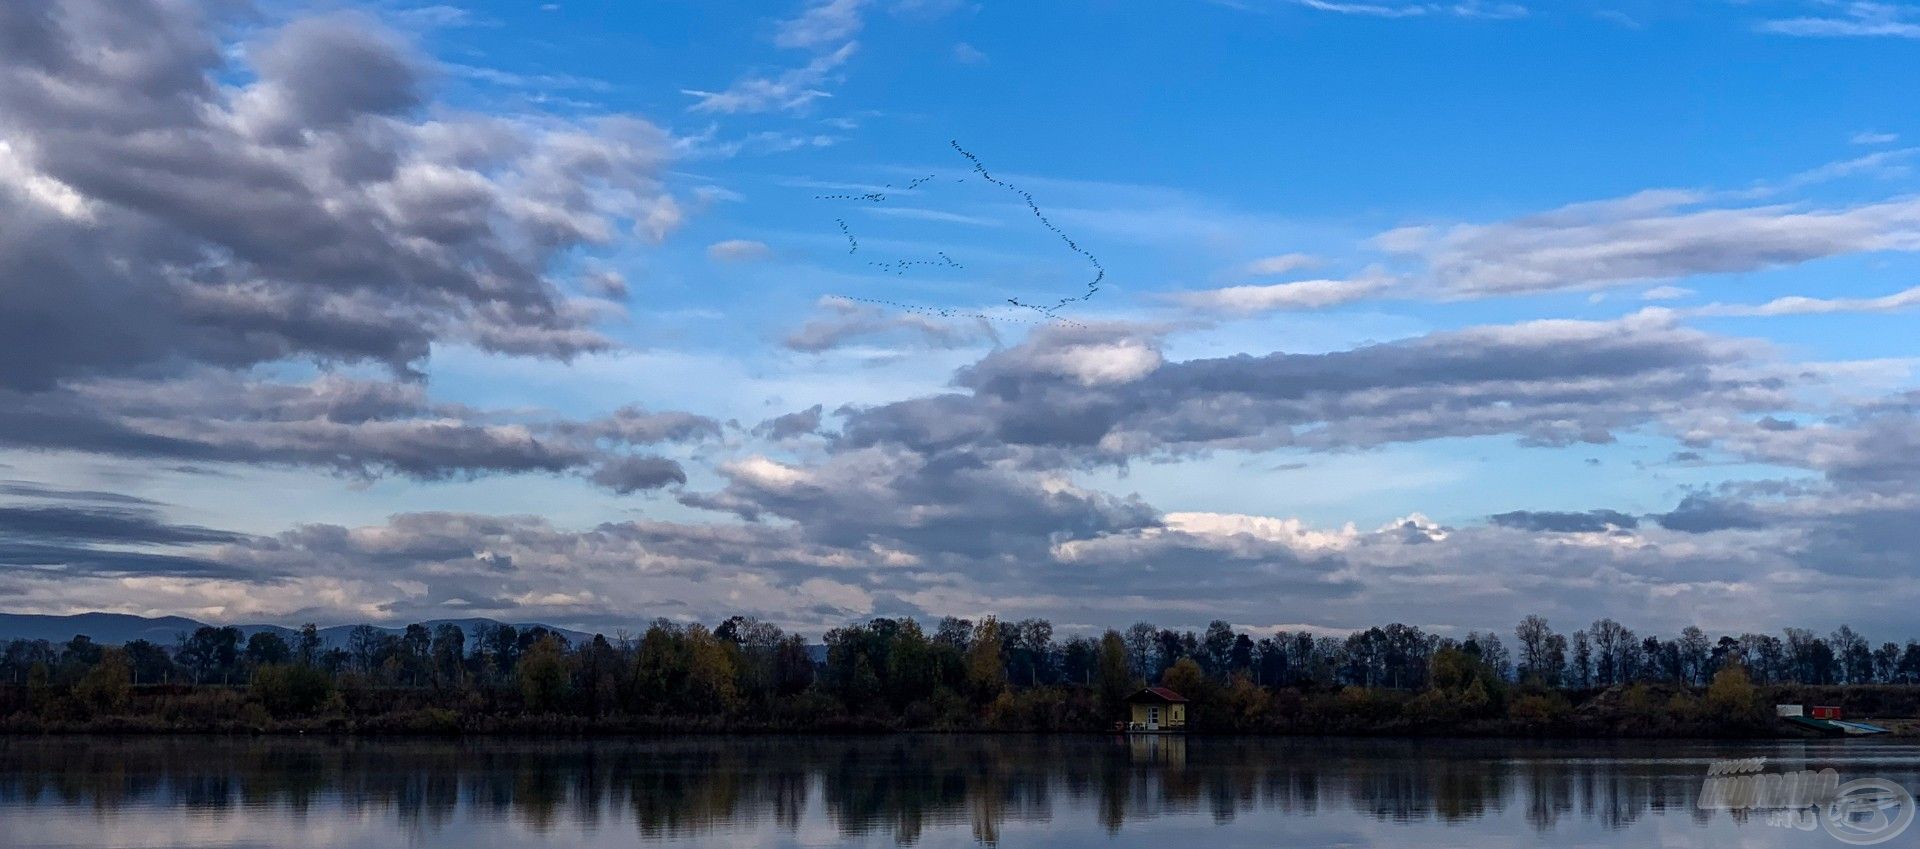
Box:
1147 706 1160 727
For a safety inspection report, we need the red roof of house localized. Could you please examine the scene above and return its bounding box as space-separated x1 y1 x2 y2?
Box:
1128 686 1189 704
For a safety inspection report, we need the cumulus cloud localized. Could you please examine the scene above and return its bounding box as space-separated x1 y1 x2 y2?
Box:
843 314 1788 462
24 473 1920 635
0 0 684 391
588 455 690 494
681 445 1158 560
0 1 716 489
754 405 827 440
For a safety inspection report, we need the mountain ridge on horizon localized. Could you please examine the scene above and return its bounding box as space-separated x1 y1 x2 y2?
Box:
0 611 600 649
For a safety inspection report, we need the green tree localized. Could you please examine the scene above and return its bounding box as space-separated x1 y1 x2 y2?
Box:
245 631 291 667
1096 630 1133 708
1706 659 1763 723
1161 657 1207 701
295 623 323 667
965 616 1007 702
123 640 175 685
74 647 132 715
682 625 740 715
517 634 570 713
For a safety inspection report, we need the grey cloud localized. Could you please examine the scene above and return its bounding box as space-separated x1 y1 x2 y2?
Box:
0 3 717 505
1679 392 1920 492
241 14 424 138
0 0 679 391
0 481 158 506
841 315 1787 462
783 297 997 353
0 375 717 490
754 405 826 440
1489 509 1639 533
1379 192 1920 297
15 477 1920 634
193 511 914 630
0 480 252 579
561 406 724 445
0 541 251 579
588 455 688 494
0 505 242 546
1650 494 1769 534
680 447 1158 559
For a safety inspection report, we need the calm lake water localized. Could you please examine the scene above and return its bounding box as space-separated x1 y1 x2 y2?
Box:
2 735 1918 848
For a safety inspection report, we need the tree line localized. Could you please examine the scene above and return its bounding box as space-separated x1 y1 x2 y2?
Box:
1 614 1915 734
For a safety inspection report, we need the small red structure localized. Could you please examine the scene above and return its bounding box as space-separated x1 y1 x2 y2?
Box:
1809 705 1843 719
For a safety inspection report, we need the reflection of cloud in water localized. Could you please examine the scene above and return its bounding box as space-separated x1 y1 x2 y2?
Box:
2 737 1916 847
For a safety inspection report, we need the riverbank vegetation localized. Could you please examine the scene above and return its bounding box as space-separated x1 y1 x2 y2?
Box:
2 614 1914 736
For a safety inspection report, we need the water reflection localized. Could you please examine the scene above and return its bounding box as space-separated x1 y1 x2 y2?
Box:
2 736 1917 847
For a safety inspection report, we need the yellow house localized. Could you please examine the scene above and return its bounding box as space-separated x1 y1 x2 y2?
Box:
1124 687 1188 732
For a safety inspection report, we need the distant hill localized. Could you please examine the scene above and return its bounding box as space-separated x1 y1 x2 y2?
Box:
0 612 597 649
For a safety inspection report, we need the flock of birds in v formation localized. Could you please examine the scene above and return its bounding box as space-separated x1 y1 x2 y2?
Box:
814 141 1103 328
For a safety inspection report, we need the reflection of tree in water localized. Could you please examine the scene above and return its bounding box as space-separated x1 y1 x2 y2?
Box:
4 737 1918 844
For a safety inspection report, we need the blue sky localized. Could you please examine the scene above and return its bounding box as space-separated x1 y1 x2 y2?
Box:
5 0 1920 638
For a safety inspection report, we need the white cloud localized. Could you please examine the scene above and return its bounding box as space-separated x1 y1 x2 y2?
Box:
683 41 858 114
1854 130 1901 145
1242 253 1321 276
776 0 868 49
706 238 775 262
1641 285 1694 301
1026 339 1164 386
1656 285 1920 318
952 42 988 63
1380 191 1920 297
726 456 811 489
1173 273 1391 315
1286 0 1525 18
1760 3 1920 38
1781 148 1917 188
0 140 92 221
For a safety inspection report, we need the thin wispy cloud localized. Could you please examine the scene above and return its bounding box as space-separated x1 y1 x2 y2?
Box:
1173 272 1393 315
684 42 859 114
1759 1 1920 38
775 0 867 48
1242 253 1322 276
1653 285 1920 318
1285 0 1526 18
